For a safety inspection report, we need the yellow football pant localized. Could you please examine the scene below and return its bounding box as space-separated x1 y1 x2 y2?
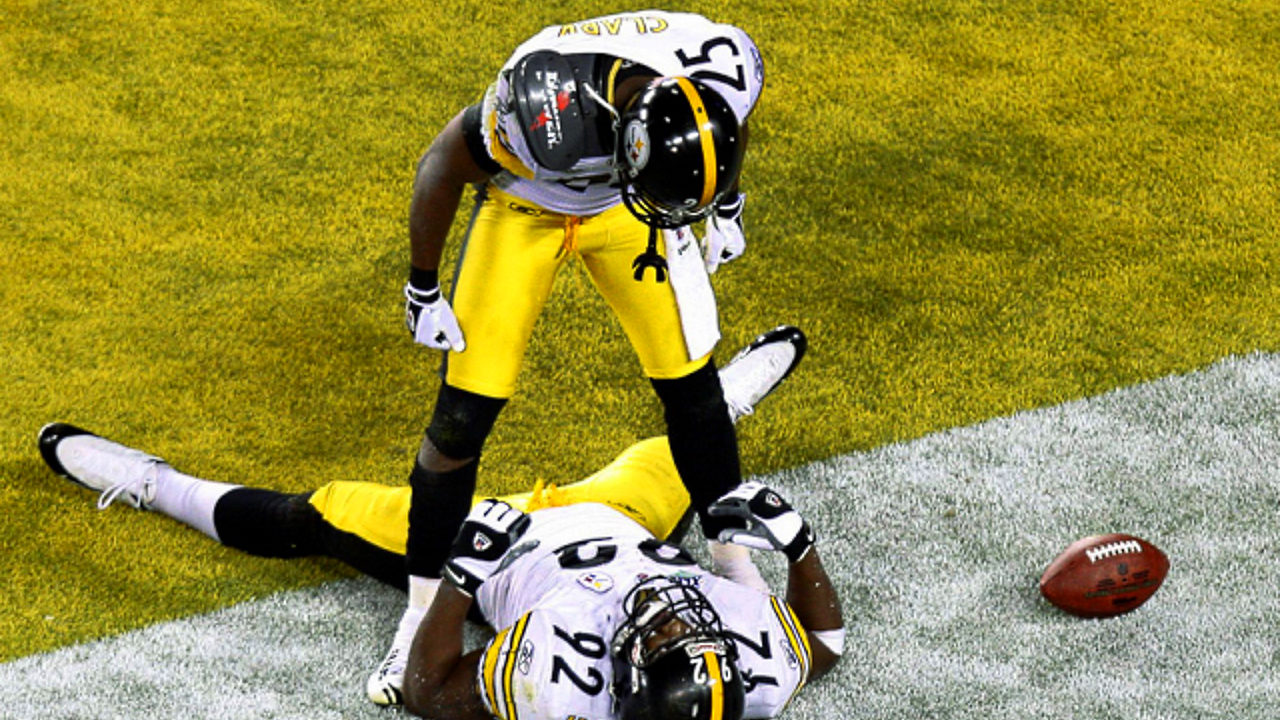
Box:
444 186 708 398
307 436 690 556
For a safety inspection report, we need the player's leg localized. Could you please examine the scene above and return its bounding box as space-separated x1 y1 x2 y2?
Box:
577 211 746 555
36 422 412 587
402 187 568 582
393 186 571 706
37 422 239 541
525 324 809 538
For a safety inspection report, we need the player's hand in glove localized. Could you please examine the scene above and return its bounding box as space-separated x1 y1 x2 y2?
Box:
702 193 746 274
708 481 815 563
443 499 531 596
404 268 465 351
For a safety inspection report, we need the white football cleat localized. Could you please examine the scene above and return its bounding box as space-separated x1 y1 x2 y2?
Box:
719 325 808 423
38 422 163 510
366 604 427 707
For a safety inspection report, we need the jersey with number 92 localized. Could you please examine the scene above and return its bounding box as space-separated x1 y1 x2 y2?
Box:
474 504 812 720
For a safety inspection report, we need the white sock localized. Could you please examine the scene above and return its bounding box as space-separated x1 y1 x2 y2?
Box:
148 465 240 542
390 577 440 653
408 575 441 611
708 540 771 594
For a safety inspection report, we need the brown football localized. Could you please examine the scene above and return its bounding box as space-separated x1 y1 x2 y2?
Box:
1039 533 1169 618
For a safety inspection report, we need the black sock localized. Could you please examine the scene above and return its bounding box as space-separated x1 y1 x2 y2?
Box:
213 488 319 558
214 487 411 590
404 459 478 578
652 361 742 539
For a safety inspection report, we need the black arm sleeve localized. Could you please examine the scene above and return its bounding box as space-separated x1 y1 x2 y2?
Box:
461 103 503 175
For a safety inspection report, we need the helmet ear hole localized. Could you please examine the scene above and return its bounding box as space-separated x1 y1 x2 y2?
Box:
615 77 745 228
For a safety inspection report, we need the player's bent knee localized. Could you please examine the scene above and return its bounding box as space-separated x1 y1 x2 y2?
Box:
423 383 508 461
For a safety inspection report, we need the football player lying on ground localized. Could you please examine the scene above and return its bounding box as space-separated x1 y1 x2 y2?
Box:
38 326 844 719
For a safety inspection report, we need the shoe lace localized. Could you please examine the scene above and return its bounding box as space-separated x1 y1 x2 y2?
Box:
96 464 158 510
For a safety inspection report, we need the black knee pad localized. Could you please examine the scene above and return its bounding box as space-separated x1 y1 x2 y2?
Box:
424 384 507 460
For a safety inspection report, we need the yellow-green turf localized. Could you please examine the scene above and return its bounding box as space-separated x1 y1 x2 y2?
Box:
2 0 1277 662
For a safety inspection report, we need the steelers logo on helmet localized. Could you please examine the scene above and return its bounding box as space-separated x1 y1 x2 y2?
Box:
615 76 745 229
624 119 651 173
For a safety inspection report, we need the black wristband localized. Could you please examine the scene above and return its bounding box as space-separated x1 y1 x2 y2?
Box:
442 560 481 597
785 522 816 564
408 266 439 291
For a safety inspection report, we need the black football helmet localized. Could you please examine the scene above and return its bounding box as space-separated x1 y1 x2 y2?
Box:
611 576 746 720
615 77 746 229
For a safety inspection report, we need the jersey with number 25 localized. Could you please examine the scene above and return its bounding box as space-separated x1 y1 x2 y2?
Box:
480 11 765 217
474 504 812 720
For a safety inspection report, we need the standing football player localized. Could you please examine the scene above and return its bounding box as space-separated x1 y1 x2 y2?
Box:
37 327 844 718
398 9 767 709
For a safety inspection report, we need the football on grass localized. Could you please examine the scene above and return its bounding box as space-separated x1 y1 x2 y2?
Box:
1039 533 1169 618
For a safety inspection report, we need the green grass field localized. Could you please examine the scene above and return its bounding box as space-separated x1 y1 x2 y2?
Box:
2 0 1279 716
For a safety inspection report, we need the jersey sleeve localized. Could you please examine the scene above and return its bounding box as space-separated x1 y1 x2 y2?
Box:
761 595 814 714
461 102 503 175
476 77 538 180
476 612 535 720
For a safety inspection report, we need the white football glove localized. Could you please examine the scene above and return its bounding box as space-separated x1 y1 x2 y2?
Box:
708 481 815 563
702 193 746 274
404 275 465 351
442 499 531 596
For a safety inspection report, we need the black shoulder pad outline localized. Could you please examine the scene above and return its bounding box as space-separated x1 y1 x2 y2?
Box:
510 50 587 171
460 103 502 175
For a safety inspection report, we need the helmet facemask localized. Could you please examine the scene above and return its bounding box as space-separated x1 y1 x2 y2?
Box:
610 576 746 720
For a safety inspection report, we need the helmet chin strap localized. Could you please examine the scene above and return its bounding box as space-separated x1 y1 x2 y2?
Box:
632 224 668 283
581 80 620 125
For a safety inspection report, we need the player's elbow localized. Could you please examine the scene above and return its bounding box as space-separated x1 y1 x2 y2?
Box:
808 639 843 682
806 626 846 682
401 670 439 719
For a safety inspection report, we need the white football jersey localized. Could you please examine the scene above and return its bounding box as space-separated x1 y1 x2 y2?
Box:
478 10 765 216
475 504 812 720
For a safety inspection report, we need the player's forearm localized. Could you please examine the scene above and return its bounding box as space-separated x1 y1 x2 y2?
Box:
402 584 475 717
785 547 844 679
